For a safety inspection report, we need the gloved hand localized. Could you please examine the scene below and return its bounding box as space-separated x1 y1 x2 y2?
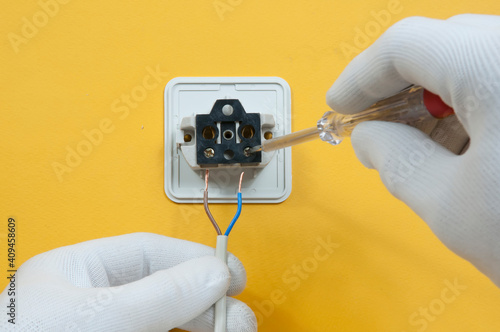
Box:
327 14 500 287
0 233 257 331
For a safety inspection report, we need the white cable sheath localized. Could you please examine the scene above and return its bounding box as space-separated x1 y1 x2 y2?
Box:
214 235 228 332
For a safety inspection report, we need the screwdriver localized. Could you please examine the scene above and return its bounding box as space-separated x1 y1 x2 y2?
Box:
247 86 454 154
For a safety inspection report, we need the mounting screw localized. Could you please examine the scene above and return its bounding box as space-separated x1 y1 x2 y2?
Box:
204 148 215 158
222 104 233 116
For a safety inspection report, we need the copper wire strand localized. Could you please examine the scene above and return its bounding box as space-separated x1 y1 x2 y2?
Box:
204 170 222 235
238 172 244 192
205 169 208 191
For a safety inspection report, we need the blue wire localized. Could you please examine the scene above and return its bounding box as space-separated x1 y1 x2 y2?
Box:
224 192 242 236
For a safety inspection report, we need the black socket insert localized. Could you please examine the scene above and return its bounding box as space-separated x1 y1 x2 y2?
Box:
196 99 262 165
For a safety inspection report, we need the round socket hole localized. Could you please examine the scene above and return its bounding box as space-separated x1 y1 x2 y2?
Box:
184 134 192 142
202 126 216 140
223 130 234 140
224 149 234 160
241 125 255 139
264 131 273 140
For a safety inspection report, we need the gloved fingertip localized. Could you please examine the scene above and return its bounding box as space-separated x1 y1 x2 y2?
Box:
325 85 340 110
227 299 257 332
178 297 257 332
144 256 231 303
350 122 378 169
326 82 368 115
189 256 231 287
226 253 247 296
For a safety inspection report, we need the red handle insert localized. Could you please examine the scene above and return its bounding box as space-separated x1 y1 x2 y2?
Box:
423 90 454 118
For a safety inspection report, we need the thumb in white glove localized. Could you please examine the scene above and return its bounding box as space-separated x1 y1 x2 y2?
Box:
327 14 500 287
0 232 257 331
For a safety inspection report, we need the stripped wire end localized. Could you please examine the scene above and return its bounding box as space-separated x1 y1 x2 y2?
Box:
205 169 209 191
238 172 244 193
214 171 244 332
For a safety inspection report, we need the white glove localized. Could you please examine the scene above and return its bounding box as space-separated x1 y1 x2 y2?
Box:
327 14 500 287
0 233 257 331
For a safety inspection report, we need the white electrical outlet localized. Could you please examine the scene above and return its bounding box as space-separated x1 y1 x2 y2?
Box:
164 77 292 203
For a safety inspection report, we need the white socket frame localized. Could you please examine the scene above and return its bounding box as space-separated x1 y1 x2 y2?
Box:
164 77 292 204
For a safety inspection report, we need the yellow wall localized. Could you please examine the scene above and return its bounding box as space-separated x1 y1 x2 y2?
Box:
2 1 500 331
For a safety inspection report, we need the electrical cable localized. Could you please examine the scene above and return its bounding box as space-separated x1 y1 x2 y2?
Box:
214 235 228 332
224 193 242 236
203 170 244 236
204 170 222 235
203 170 244 332
224 173 244 236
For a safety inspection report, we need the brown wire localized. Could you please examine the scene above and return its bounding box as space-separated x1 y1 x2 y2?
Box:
204 170 222 235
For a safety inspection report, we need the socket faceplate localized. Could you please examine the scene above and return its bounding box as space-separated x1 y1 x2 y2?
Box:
164 77 292 204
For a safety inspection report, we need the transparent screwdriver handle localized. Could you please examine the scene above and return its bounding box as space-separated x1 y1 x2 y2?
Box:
318 86 433 145
252 85 450 154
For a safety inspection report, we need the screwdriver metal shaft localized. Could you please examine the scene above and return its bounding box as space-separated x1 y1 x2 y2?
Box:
247 127 319 153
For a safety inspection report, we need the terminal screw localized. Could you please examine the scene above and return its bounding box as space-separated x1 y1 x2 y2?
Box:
204 148 215 158
243 147 251 157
